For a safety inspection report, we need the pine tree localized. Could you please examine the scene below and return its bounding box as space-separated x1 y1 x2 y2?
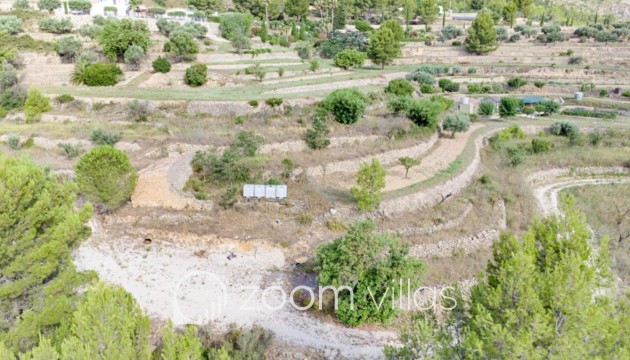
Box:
298 22 306 40
0 156 93 353
160 322 203 360
367 27 401 69
386 199 630 359
417 0 439 30
351 158 386 211
465 9 499 55
503 1 518 28
305 109 331 150
60 284 152 359
290 20 298 39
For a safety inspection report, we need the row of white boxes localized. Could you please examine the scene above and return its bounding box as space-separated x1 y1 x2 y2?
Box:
242 184 287 200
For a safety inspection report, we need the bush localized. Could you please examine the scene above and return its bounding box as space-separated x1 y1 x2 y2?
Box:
127 99 151 122
442 113 470 137
167 30 199 60
574 27 598 38
38 18 73 34
599 89 608 97
248 100 258 107
561 108 615 119
568 56 583 65
13 0 30 9
384 78 413 97
508 33 521 42
55 36 82 62
0 15 23 34
420 84 435 94
406 70 434 85
534 100 560 116
78 24 102 39
438 78 452 92
230 30 251 54
406 98 442 130
467 67 477 74
588 131 603 146
534 81 546 88
319 31 368 58
441 24 464 39
507 77 527 89
124 45 144 69
333 49 366 70
550 121 580 139
499 97 520 117
505 145 525 166
219 12 253 40
354 19 373 32
387 96 413 115
444 82 460 93
152 56 171 73
97 18 151 60
24 88 50 122
90 128 121 146
295 41 314 60
265 97 283 108
184 63 207 87
83 63 123 86
323 88 368 125
57 142 82 158
467 83 492 94
68 0 91 12
38 0 60 12
55 93 74 103
622 91 630 98
530 138 553 154
452 40 462 46
6 133 21 150
75 145 138 211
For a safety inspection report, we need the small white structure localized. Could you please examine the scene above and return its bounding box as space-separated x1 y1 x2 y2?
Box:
243 184 287 201
456 96 478 114
574 92 584 101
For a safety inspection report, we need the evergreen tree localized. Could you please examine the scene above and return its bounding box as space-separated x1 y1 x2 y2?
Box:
503 1 518 28
416 0 438 30
260 18 268 43
367 27 401 69
160 322 203 360
290 20 298 38
0 156 93 353
74 145 138 211
60 284 152 359
386 199 630 359
351 158 386 211
465 9 499 55
305 110 331 150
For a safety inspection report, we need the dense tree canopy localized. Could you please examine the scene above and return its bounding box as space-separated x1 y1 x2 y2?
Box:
367 27 401 69
386 200 630 359
0 156 93 352
316 219 425 326
465 10 498 55
97 18 151 60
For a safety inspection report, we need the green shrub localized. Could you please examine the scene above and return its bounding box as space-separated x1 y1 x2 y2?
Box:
124 44 144 69
599 89 608 97
550 121 580 139
97 18 151 60
68 0 91 12
534 81 546 88
478 102 495 116
323 88 368 125
354 19 373 32
319 31 368 58
442 113 470 137
441 24 464 39
57 142 82 158
248 99 258 107
406 98 442 130
534 100 560 116
24 88 50 122
90 128 121 146
55 94 74 103
420 83 435 94
406 70 434 85
184 63 207 87
264 97 283 108
530 138 553 154
507 77 527 89
6 133 21 150
38 17 73 34
384 78 413 97
499 97 520 117
55 36 82 62
75 145 138 211
219 187 238 209
38 0 61 13
83 63 123 86
127 99 151 122
166 30 199 60
467 67 477 74
444 82 460 93
152 56 171 73
305 109 331 150
218 12 253 40
295 41 314 59
0 15 23 34
561 108 615 119
505 145 525 166
387 96 413 115
588 131 603 146
13 0 30 9
333 49 366 70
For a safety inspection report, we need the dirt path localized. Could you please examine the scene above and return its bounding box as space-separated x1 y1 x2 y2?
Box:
74 221 397 360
